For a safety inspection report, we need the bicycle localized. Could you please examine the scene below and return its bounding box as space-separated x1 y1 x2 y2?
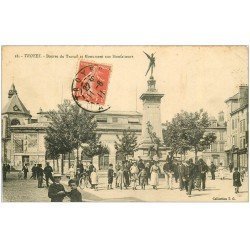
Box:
78 173 91 189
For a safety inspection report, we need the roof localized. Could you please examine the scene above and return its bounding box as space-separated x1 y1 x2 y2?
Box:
10 122 49 130
2 93 31 116
96 110 142 116
225 93 239 103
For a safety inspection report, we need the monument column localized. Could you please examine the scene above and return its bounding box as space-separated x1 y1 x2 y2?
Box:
134 52 166 161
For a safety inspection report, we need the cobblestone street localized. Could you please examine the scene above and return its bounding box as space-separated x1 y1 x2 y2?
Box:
2 170 248 202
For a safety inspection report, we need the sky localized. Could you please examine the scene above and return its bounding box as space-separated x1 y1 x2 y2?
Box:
2 46 248 122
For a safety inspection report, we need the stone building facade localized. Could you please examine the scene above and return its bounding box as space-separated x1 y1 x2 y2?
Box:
201 112 227 166
224 85 248 170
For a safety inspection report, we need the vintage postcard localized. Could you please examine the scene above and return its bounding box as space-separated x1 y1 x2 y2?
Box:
1 45 248 202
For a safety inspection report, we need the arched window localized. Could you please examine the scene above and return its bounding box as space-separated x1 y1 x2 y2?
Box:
11 119 20 125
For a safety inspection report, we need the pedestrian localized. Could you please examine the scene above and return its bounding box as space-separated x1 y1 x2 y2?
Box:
116 167 124 190
2 163 8 181
233 168 242 194
36 164 44 188
199 159 208 191
90 167 98 191
6 163 11 173
138 168 147 190
88 162 94 188
22 164 29 179
240 167 246 182
145 162 151 185
67 179 82 202
44 162 54 187
178 162 185 191
173 162 179 183
130 162 139 190
68 165 75 180
218 163 225 180
229 162 233 173
107 164 114 190
163 158 174 190
137 157 145 185
79 162 84 175
194 161 201 191
48 173 66 202
115 164 121 188
183 159 196 197
210 162 216 180
123 161 130 188
150 162 160 190
30 164 37 179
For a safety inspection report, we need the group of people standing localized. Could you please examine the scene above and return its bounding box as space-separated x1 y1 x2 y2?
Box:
21 162 54 188
104 156 245 196
107 157 161 190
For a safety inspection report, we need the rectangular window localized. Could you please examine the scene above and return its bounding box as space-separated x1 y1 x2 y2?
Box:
242 120 246 132
219 143 224 152
211 143 217 152
220 131 224 140
96 117 107 123
235 135 237 147
232 119 234 130
112 117 118 123
128 118 140 124
14 139 23 153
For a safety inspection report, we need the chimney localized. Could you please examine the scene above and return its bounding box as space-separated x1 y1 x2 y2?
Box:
239 85 248 107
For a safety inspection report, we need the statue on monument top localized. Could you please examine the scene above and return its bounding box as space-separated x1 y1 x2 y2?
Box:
143 52 155 77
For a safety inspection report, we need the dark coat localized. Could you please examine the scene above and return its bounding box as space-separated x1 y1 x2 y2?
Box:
22 166 29 173
233 172 242 187
36 167 44 177
44 165 53 176
178 164 185 177
48 183 65 202
108 168 114 184
67 189 82 202
210 163 216 172
138 160 145 171
31 166 37 173
183 164 196 180
163 162 173 173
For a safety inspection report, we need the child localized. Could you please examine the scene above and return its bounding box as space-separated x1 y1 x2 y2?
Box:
138 168 147 190
90 167 98 191
240 167 246 182
233 168 242 194
67 179 82 202
218 163 225 180
68 165 75 180
107 164 114 190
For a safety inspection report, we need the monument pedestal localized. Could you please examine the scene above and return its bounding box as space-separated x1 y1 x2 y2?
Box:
136 76 168 162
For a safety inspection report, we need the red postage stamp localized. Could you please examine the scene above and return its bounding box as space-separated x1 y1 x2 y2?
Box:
72 61 111 107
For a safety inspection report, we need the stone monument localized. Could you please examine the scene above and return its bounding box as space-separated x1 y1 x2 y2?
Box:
135 52 167 161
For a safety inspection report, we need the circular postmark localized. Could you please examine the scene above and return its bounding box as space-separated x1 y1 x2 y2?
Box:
71 60 112 113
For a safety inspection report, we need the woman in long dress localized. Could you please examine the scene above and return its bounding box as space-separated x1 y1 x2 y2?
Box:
130 163 139 190
150 162 160 190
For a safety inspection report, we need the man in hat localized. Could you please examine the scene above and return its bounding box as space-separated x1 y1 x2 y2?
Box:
48 173 66 202
37 164 44 188
210 162 216 180
44 162 54 187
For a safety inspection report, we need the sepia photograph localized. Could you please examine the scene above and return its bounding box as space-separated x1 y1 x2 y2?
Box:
1 45 249 202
